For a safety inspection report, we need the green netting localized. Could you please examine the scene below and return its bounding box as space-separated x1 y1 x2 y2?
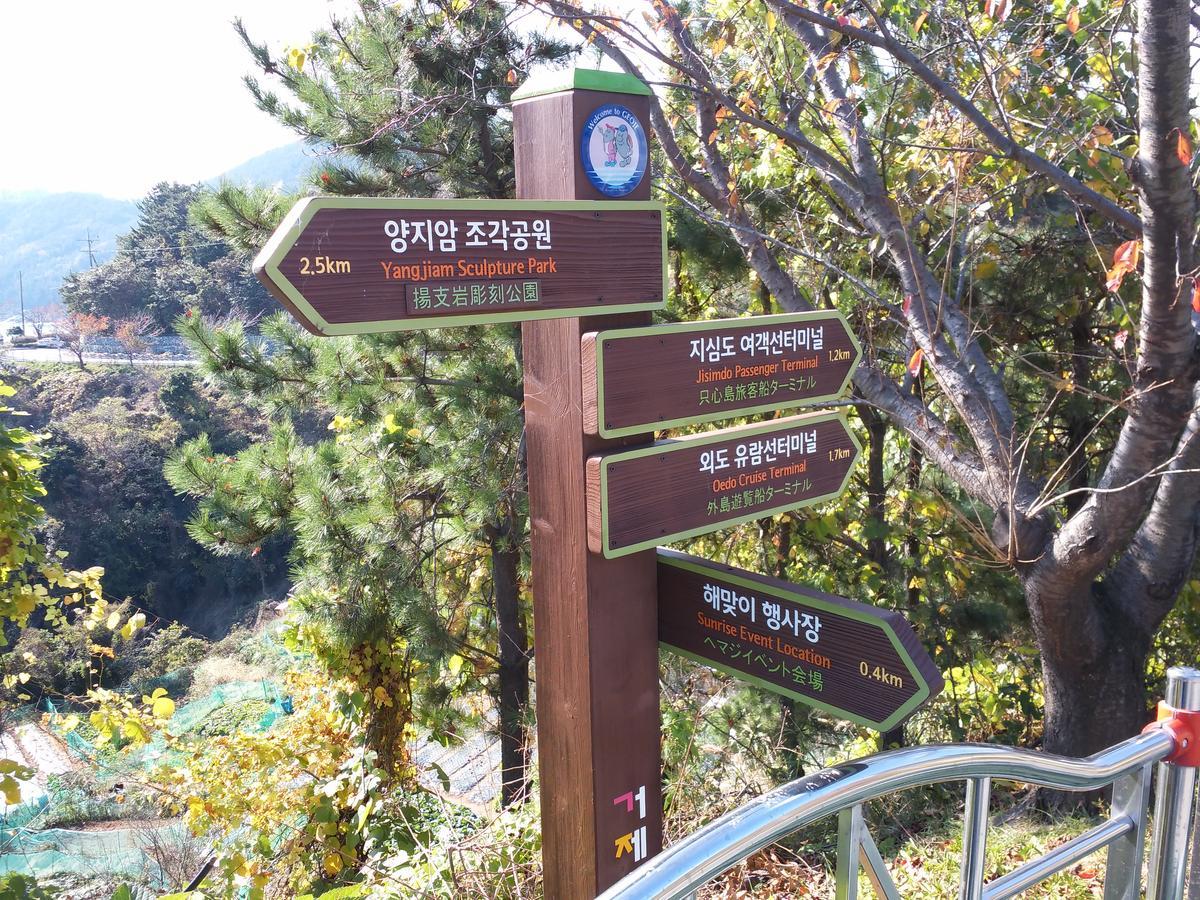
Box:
0 796 47 831
0 822 185 878
45 679 291 775
7 682 291 884
4 639 296 888
166 680 280 735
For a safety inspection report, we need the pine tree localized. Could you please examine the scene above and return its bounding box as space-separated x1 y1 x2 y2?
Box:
175 0 573 804
60 183 275 329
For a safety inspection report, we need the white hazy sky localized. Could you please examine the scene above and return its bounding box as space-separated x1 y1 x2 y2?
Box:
2 1 348 199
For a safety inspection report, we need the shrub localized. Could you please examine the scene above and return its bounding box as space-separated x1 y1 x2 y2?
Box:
189 655 273 697
130 622 209 685
32 771 160 829
193 699 272 736
0 873 56 899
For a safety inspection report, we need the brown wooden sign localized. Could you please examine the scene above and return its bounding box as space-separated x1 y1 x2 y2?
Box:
582 311 861 437
657 549 943 731
253 198 666 336
586 412 862 558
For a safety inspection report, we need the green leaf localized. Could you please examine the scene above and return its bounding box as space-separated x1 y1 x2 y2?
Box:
431 761 451 792
315 887 368 899
0 775 21 804
152 696 176 719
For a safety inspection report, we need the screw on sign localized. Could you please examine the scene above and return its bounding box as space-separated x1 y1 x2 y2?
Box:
587 411 862 558
657 549 944 731
582 310 861 438
252 197 666 335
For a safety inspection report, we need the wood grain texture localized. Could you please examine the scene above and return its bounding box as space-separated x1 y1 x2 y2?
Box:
581 332 600 434
582 312 860 437
275 206 664 328
587 413 861 557
516 82 662 899
514 89 653 202
657 549 944 731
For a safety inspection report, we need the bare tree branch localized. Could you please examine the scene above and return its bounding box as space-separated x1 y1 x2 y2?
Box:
766 0 1143 236
1044 0 1198 584
776 11 1017 490
1108 385 1200 627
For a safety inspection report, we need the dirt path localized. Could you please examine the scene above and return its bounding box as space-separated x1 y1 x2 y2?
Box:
0 721 79 805
11 722 78 781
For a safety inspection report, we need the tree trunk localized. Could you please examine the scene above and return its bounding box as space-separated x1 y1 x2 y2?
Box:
862 406 889 571
1030 575 1154 805
904 443 923 610
490 512 530 806
757 279 772 316
860 406 906 752
1026 0 1198 772
778 697 807 780
761 515 809 780
476 107 504 199
1038 632 1150 760
1063 302 1095 519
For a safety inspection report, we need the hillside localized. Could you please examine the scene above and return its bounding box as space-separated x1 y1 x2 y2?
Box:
207 140 330 191
0 191 136 316
0 142 325 318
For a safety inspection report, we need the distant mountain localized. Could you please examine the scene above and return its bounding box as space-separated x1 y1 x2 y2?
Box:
0 192 137 317
206 140 332 193
0 142 328 317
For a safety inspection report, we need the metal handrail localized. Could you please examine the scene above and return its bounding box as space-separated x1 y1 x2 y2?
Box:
599 731 1176 899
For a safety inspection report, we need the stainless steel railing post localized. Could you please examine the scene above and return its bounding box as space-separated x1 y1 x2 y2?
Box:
1146 667 1200 900
1102 764 1153 900
836 804 866 900
959 777 991 900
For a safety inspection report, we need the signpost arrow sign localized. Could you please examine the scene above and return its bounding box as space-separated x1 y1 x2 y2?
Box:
253 197 666 336
582 311 861 438
657 549 943 731
587 411 862 558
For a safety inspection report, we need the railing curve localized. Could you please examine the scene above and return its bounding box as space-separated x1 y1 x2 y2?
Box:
599 731 1175 900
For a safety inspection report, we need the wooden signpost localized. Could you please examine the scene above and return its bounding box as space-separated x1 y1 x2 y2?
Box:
253 69 668 897
582 311 861 437
253 198 665 335
658 549 943 731
587 412 861 558
251 64 942 900
512 70 664 898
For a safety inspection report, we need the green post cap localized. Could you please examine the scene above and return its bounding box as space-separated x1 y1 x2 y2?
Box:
511 67 652 102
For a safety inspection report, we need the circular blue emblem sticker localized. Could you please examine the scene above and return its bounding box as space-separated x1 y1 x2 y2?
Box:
581 103 648 197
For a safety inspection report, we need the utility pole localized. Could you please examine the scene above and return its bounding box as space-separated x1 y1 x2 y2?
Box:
17 271 24 334
82 230 98 268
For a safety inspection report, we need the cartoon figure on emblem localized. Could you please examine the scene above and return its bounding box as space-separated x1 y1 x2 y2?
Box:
614 123 634 167
600 122 619 167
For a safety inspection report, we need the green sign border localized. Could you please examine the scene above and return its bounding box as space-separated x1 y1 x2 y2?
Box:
589 311 862 438
253 197 668 336
595 411 862 558
657 550 936 731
